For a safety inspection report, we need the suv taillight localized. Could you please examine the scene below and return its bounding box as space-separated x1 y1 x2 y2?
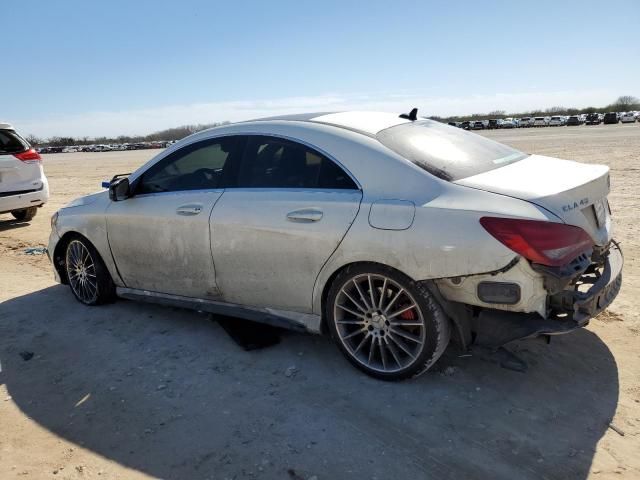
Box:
480 217 593 267
13 148 41 163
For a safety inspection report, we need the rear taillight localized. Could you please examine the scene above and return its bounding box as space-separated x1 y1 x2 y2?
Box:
480 217 593 267
13 148 41 163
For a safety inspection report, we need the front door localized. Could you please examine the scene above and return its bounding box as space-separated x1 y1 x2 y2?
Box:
211 135 362 312
106 136 242 298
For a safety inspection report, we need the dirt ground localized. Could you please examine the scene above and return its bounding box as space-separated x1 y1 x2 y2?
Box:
1 124 639 480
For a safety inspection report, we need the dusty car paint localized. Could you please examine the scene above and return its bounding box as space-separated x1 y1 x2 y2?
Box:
49 112 620 341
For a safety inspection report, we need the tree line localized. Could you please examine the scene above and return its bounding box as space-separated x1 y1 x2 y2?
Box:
27 122 229 147
27 95 638 147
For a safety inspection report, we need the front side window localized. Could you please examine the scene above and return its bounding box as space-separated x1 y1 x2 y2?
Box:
137 137 240 194
377 120 528 181
237 136 357 189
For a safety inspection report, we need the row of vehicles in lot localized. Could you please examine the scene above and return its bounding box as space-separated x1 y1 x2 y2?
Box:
37 140 177 154
451 111 639 129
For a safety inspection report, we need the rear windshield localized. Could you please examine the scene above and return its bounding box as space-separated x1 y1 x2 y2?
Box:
377 120 528 181
0 129 29 154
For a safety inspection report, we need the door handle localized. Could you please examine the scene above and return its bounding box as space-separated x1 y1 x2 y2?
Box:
176 204 203 216
286 208 323 223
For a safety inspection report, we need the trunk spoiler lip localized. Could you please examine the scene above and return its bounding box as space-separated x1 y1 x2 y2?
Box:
453 181 566 224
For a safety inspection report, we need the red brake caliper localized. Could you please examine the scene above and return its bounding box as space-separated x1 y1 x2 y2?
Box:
400 307 416 321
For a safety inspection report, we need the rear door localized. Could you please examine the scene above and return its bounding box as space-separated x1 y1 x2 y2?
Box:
0 129 41 194
106 136 243 298
210 135 362 312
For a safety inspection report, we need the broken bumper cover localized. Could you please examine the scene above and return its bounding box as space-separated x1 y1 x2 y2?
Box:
472 242 623 348
572 242 623 324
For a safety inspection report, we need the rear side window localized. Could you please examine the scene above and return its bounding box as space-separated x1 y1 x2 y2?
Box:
137 136 242 194
0 129 29 154
238 136 357 189
377 120 528 181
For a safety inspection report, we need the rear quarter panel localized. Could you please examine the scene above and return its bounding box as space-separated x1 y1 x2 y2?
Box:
312 182 554 314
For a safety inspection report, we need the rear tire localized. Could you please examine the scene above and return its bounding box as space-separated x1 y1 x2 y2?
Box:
326 264 450 381
65 236 116 305
11 207 37 221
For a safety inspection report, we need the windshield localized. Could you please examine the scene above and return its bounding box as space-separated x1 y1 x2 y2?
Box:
376 120 528 181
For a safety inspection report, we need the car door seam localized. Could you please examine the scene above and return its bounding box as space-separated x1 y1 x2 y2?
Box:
310 190 364 312
208 189 226 297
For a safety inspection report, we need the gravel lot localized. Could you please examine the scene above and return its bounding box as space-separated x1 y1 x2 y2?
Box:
1 123 639 479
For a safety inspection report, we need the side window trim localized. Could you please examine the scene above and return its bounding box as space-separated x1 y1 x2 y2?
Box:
131 135 245 196
233 133 361 191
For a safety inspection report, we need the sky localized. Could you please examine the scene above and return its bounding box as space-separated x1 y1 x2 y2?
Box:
4 0 639 138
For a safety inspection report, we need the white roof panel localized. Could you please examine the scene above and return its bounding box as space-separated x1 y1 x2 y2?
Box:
311 111 410 135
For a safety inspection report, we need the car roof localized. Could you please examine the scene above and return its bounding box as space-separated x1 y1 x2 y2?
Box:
0 122 15 130
250 111 412 135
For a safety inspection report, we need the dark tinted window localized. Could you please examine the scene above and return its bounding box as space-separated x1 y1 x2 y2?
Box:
0 129 29 154
238 136 357 189
137 137 241 194
377 120 528 181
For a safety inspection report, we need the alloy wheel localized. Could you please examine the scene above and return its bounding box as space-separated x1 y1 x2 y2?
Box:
66 240 99 304
333 274 426 373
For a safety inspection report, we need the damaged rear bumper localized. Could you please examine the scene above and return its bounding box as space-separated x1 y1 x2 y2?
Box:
569 242 623 324
456 242 623 349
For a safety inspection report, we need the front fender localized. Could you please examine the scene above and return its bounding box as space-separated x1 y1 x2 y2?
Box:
51 194 124 287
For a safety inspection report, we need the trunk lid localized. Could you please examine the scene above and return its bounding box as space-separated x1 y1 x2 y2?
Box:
455 154 611 245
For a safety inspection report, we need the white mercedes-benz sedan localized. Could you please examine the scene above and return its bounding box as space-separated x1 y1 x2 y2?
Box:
48 110 622 380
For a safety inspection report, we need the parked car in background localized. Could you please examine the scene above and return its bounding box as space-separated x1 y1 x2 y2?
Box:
585 113 601 125
39 146 64 154
48 110 623 380
488 119 503 129
549 116 564 127
620 112 636 123
603 112 619 124
460 121 471 130
448 121 459 127
533 117 548 127
501 118 518 128
0 122 49 221
566 116 582 126
471 120 485 130
519 117 533 127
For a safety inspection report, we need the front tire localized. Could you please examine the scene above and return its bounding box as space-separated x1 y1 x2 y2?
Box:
11 207 37 221
65 237 116 305
326 264 450 381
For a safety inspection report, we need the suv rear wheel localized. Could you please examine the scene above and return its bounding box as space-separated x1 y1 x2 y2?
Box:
11 207 38 221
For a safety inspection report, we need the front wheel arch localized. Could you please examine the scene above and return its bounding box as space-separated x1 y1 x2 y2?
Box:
60 233 116 305
53 232 110 286
53 232 81 284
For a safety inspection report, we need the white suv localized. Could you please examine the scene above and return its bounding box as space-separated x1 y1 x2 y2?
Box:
620 112 636 123
0 123 49 221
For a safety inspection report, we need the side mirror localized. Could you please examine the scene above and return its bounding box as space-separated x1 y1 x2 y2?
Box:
109 178 131 201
